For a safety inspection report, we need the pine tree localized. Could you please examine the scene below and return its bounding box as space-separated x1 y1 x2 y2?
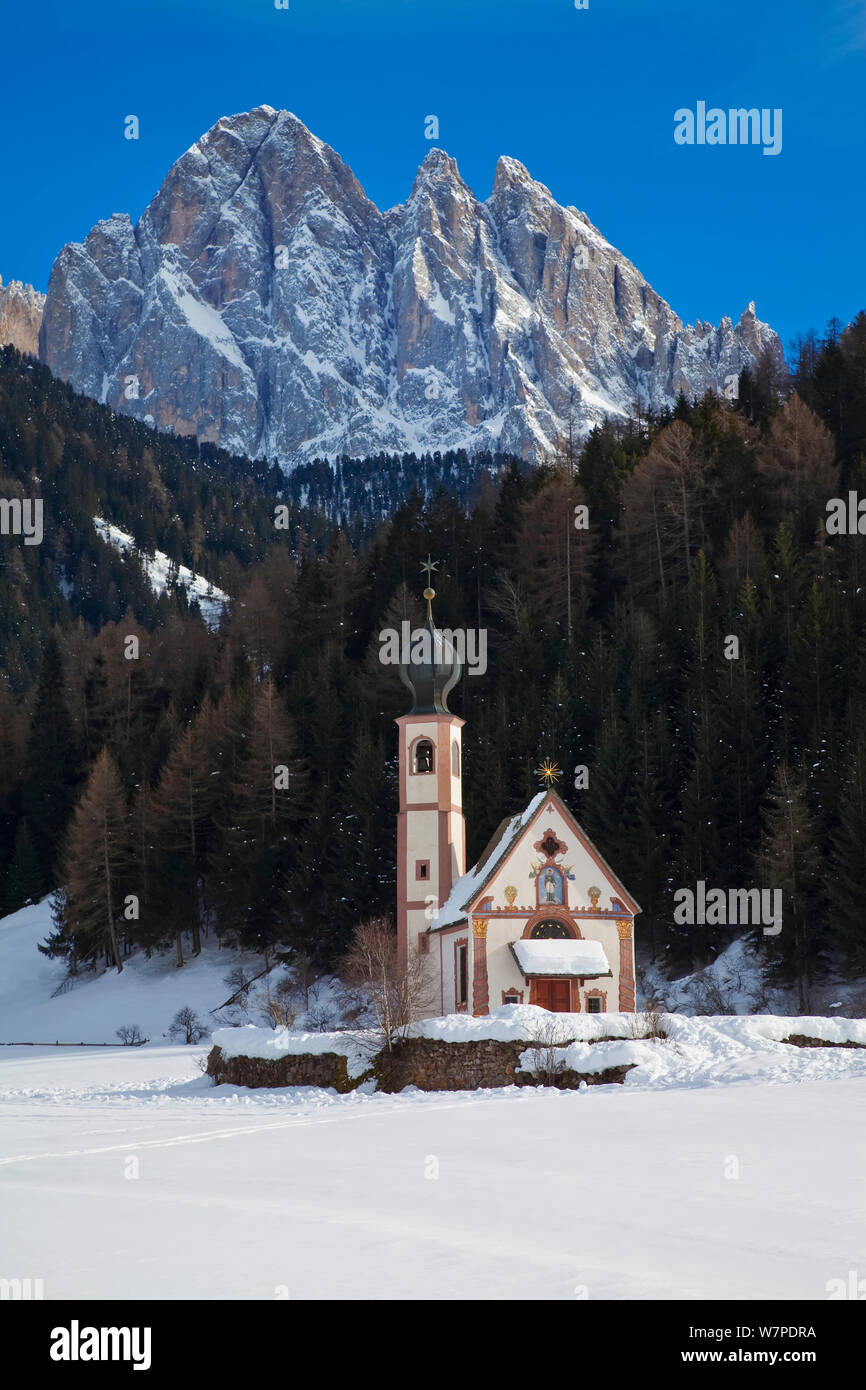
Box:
213 679 304 961
758 763 822 1011
828 741 866 974
6 819 41 910
150 703 222 964
630 712 677 964
464 692 510 860
324 725 396 955
714 649 768 886
581 710 636 877
617 421 715 606
24 633 80 889
756 394 839 532
58 749 129 972
82 649 113 762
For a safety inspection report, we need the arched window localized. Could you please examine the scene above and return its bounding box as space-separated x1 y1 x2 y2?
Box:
451 740 460 776
413 739 434 774
531 919 573 939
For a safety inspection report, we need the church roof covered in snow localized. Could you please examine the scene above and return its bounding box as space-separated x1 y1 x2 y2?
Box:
429 790 640 931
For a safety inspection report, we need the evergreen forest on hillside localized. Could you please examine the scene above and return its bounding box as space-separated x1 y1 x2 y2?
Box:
2 313 866 1009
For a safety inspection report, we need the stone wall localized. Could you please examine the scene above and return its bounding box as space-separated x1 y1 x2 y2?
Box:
375 1037 526 1091
207 1037 635 1093
376 1036 633 1091
206 1046 362 1092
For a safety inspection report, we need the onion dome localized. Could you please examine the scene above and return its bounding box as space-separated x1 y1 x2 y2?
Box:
397 558 463 714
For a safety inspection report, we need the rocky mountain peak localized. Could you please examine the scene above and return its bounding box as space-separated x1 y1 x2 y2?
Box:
491 154 540 195
411 146 465 191
38 108 784 467
0 275 45 356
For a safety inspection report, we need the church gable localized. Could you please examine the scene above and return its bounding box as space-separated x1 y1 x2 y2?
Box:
466 792 639 920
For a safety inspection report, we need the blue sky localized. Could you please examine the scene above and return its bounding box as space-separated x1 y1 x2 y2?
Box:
3 0 864 355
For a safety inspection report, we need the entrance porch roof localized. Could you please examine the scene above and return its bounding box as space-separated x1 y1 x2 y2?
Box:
511 939 611 978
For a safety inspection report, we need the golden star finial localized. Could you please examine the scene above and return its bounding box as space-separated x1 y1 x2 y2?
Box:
535 759 563 788
420 555 439 585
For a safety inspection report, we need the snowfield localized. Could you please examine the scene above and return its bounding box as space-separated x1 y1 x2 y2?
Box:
0 899 349 1044
0 1044 864 1300
2 900 865 1300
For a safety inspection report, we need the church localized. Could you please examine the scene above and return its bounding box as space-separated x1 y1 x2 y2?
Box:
395 569 640 1019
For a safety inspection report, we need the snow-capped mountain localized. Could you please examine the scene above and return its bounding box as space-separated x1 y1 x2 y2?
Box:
40 106 783 466
0 274 44 355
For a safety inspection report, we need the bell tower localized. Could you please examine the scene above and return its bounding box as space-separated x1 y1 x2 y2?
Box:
395 561 466 969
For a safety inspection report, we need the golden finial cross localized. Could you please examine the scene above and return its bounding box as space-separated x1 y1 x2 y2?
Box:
535 759 563 787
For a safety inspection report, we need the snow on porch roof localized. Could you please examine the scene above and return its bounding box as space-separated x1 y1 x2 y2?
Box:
511 939 611 979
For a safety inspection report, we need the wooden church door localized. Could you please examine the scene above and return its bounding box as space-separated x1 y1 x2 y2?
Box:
534 978 571 1012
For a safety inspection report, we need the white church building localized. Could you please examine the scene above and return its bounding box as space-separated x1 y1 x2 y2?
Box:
395 575 640 1019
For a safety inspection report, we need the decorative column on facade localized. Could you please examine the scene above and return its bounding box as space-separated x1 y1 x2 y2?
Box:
472 918 489 1016
616 919 635 1011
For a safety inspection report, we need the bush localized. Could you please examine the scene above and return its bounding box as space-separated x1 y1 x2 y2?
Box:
253 978 298 1030
223 965 253 998
115 1023 146 1046
524 1015 574 1084
168 1006 208 1044
626 1002 669 1040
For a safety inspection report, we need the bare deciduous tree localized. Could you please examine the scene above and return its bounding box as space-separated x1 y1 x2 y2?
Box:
168 1006 208 1044
342 917 433 1053
253 977 299 1030
288 951 324 1012
115 1023 146 1046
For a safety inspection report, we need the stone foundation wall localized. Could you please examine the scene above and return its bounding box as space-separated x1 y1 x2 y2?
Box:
206 1046 362 1092
207 1037 635 1092
375 1037 527 1091
377 1036 634 1091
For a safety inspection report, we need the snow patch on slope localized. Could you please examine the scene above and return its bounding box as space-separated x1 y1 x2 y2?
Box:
94 516 229 629
158 267 252 376
0 898 358 1045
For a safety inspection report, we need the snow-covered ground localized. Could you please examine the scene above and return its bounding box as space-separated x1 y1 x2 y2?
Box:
0 899 352 1044
213 1006 866 1087
2 900 864 1300
0 1043 864 1300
